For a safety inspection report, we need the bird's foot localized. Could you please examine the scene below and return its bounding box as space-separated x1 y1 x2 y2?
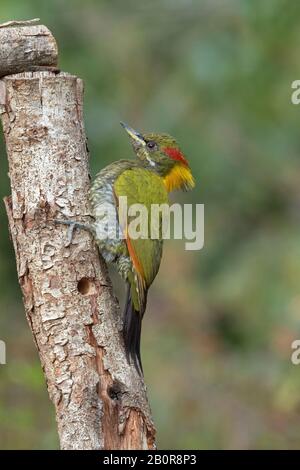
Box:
54 219 92 247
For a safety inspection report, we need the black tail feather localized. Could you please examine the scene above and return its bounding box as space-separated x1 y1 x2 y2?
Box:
123 284 145 375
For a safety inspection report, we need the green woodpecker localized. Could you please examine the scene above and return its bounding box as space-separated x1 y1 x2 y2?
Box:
58 123 195 373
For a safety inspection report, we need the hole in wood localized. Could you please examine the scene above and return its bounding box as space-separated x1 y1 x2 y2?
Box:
108 382 122 401
77 277 95 295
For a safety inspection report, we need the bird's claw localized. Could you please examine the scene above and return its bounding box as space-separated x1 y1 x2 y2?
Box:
66 223 77 247
54 219 79 247
54 219 93 247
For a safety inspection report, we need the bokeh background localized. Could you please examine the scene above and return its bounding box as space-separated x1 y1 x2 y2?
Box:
1 0 300 449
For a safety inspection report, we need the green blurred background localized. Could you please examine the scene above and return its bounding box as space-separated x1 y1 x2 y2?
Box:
1 0 300 449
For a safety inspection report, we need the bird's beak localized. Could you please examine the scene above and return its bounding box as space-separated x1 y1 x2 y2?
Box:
120 122 146 147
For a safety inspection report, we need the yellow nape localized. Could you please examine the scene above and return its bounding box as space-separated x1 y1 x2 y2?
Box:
163 164 195 192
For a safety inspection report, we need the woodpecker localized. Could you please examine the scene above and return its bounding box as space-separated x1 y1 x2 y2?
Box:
58 123 195 373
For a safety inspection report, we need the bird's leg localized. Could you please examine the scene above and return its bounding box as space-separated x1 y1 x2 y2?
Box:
54 219 94 247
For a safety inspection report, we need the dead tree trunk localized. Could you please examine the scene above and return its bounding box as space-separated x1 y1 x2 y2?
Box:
0 20 155 450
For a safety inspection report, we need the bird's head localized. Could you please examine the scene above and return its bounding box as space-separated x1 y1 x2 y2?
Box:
121 122 195 192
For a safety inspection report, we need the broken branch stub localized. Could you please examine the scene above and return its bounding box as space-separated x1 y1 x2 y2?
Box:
0 23 58 77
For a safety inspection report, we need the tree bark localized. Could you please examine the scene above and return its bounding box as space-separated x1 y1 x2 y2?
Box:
0 23 155 450
0 21 58 78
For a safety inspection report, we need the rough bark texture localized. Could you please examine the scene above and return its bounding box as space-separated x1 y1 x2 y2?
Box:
0 62 155 448
0 21 58 77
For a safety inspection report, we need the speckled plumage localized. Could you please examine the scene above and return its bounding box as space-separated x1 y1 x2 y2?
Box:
89 160 136 279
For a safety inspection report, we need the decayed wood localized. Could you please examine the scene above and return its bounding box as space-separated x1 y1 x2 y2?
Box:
0 70 155 449
0 21 58 77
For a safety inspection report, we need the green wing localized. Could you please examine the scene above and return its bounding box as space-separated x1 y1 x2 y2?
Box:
114 167 169 311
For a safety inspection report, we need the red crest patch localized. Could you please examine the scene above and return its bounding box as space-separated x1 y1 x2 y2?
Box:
163 147 188 166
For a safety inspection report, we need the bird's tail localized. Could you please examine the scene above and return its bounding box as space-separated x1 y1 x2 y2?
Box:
123 283 146 375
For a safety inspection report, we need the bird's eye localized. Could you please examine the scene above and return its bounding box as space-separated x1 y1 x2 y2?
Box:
146 141 156 150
